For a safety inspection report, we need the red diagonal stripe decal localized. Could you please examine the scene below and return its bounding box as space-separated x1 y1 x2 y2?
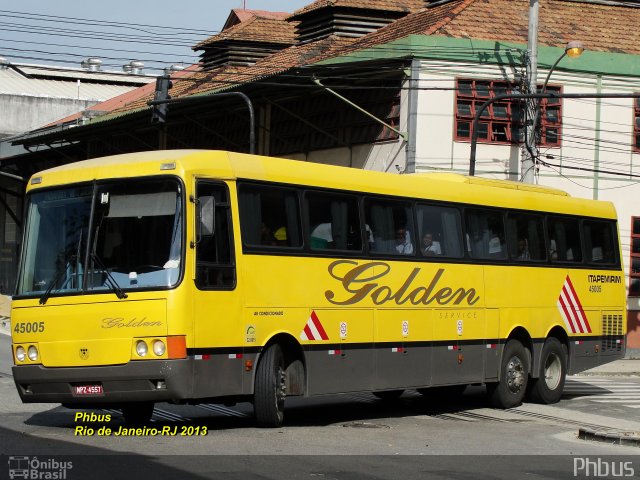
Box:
565 275 591 333
303 324 314 340
558 293 578 333
561 284 584 334
310 310 329 340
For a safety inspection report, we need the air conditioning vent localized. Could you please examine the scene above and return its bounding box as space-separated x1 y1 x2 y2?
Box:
601 313 623 352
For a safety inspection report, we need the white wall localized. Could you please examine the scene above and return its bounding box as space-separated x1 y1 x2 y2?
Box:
0 95 98 136
412 59 640 294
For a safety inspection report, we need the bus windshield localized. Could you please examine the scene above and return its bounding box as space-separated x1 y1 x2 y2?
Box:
17 178 183 297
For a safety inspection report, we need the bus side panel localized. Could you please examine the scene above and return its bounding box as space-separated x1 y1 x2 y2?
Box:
431 309 486 386
304 308 374 395
374 309 432 389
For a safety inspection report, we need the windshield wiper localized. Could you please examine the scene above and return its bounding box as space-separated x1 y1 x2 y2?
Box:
39 254 77 305
90 253 128 300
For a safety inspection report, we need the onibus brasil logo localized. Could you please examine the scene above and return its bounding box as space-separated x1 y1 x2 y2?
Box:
8 456 72 479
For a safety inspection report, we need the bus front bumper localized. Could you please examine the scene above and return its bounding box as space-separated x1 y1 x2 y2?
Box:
12 359 193 405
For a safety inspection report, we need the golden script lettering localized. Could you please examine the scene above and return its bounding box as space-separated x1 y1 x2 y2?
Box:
324 260 480 306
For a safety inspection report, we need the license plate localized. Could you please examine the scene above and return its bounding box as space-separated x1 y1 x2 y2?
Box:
73 384 103 395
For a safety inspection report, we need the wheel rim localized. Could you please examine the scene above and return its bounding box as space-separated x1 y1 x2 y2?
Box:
506 355 526 394
543 352 562 390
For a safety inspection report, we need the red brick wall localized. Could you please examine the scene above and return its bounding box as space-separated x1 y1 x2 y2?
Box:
627 310 640 349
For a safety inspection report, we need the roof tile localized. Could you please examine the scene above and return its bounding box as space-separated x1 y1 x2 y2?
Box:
111 36 356 115
330 0 640 59
291 0 424 18
195 15 297 50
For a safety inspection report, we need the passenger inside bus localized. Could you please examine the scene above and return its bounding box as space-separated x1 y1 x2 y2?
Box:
516 238 530 260
420 232 441 256
273 226 288 246
395 228 414 255
260 222 277 246
310 222 333 249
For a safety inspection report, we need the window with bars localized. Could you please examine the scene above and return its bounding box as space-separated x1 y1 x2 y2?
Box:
454 79 561 147
634 98 640 152
630 217 640 297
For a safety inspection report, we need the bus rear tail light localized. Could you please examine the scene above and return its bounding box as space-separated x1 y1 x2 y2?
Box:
167 336 186 359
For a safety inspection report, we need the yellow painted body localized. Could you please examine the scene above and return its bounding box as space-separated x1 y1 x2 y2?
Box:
11 150 626 374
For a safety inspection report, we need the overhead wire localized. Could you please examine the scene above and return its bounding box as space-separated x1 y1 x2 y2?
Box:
0 9 217 35
0 37 201 59
5 10 640 186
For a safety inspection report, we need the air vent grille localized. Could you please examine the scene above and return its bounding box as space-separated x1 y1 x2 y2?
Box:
601 313 623 352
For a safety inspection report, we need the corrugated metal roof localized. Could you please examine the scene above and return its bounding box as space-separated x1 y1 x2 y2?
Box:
45 64 201 127
15 65 155 85
0 67 137 101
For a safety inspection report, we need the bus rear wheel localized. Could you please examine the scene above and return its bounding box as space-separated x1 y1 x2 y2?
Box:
254 344 286 428
527 337 567 404
121 402 154 425
487 339 529 409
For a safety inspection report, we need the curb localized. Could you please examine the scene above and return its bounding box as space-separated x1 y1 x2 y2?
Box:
578 428 640 447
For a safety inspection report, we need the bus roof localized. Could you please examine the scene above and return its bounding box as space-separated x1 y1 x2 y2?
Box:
28 149 617 219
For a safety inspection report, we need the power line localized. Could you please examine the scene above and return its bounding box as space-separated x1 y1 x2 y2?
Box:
0 9 217 35
0 23 202 46
1 46 198 66
0 37 201 59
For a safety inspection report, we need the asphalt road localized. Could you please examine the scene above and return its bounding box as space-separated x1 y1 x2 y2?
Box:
1 333 639 480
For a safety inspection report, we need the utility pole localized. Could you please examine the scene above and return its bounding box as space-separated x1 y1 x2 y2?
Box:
522 0 539 183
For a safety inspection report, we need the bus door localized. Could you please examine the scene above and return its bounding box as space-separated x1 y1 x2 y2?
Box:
374 309 432 390
191 180 244 398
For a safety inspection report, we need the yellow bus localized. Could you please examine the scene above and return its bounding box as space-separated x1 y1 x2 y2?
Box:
11 150 626 427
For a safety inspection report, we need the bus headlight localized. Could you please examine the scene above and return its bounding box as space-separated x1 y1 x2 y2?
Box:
27 345 39 362
136 340 148 357
15 346 26 362
152 340 166 356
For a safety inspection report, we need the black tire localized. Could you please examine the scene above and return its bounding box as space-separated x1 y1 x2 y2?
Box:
418 384 467 402
121 402 154 425
487 339 530 409
254 344 286 427
527 338 567 404
373 390 404 401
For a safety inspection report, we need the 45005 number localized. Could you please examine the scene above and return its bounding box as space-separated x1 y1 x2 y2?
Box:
14 322 45 334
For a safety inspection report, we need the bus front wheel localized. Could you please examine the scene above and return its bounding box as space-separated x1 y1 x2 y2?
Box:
527 337 567 404
487 340 529 409
254 344 286 427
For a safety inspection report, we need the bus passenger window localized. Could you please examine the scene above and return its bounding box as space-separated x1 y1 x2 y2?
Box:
506 213 546 261
548 217 582 263
584 220 616 265
415 204 463 258
195 182 235 289
364 199 414 256
465 209 506 260
238 184 302 249
305 192 361 252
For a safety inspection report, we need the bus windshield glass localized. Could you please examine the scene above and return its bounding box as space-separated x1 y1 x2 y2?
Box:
18 185 92 297
17 179 183 297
